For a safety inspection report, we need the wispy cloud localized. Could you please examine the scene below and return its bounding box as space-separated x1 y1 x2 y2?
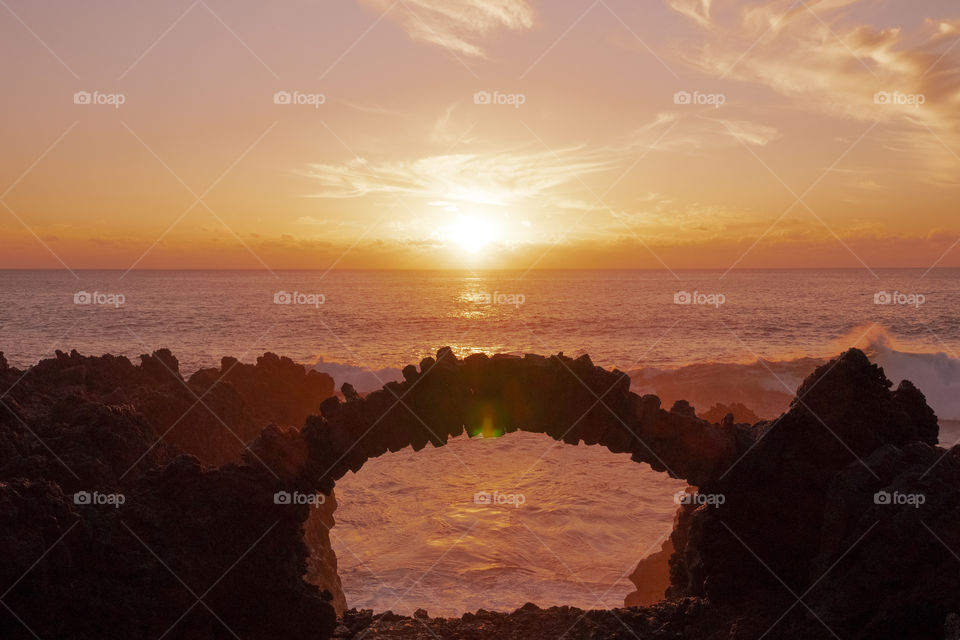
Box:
668 0 713 27
669 0 960 178
301 146 615 205
302 111 779 218
623 113 780 153
359 0 535 57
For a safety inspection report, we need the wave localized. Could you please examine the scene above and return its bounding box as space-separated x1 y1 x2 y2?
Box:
306 325 960 422
627 325 960 423
308 356 403 393
861 328 960 423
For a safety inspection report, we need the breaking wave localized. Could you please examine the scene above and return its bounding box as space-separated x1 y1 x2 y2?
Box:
309 326 960 422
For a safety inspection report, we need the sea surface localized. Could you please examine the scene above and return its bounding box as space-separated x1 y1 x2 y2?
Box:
2 268 959 614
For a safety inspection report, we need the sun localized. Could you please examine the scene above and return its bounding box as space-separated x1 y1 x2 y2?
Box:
446 215 498 254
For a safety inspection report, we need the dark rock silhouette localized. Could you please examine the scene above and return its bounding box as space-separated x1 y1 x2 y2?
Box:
0 349 339 640
0 346 956 640
672 351 942 600
0 348 333 469
189 352 336 429
663 349 958 639
266 351 743 492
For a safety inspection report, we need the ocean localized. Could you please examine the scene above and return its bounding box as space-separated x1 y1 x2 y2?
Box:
2 268 959 615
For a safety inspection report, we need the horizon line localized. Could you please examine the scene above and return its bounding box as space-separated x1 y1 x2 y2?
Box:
1 266 958 272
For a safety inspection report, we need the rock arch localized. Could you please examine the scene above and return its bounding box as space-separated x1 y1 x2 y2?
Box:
248 347 741 494
242 346 954 638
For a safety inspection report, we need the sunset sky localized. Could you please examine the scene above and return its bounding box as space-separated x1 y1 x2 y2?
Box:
1 0 959 271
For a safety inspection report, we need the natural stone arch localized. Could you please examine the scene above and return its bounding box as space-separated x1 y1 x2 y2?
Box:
244 347 746 618
248 347 742 495
243 346 948 633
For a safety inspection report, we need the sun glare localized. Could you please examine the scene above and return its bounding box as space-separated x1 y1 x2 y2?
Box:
446 215 498 254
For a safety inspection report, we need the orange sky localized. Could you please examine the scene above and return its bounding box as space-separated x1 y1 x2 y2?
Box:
1 0 959 271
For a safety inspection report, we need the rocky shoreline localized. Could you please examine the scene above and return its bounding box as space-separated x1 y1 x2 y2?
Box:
333 600 727 639
1 347 958 639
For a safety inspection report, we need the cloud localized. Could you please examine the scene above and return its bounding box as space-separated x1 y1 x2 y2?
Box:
301 112 781 228
668 0 712 27
719 118 781 146
669 0 960 177
301 146 616 206
430 104 478 145
930 18 960 39
359 0 534 57
622 112 780 153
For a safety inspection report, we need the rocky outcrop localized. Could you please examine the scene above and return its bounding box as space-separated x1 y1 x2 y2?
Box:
0 348 333 468
802 441 960 638
0 349 339 640
666 349 958 639
188 352 335 431
334 600 727 639
1 346 956 640
0 461 337 640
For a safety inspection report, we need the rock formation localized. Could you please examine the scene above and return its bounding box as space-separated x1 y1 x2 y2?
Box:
0 349 339 640
664 349 956 638
0 346 956 640
267 349 744 493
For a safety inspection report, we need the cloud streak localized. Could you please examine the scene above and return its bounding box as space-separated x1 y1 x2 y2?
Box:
359 0 534 57
302 111 779 216
301 146 615 206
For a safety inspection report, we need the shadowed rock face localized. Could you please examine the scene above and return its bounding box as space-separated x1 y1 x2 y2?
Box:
672 350 941 600
0 346 956 640
663 349 958 639
0 348 334 470
0 349 339 640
